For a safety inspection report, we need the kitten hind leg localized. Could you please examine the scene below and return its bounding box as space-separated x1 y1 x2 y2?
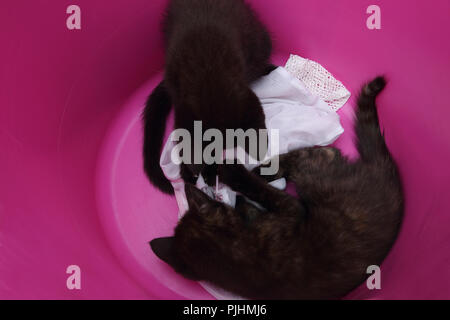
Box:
255 147 343 178
289 148 352 203
254 147 350 203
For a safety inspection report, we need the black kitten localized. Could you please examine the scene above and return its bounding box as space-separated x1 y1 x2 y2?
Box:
143 0 275 194
151 77 404 300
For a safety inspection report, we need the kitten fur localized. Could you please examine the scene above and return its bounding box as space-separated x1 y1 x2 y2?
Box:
150 77 404 300
143 0 275 194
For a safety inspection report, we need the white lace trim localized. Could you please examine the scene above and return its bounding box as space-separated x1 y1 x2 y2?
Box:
285 54 350 111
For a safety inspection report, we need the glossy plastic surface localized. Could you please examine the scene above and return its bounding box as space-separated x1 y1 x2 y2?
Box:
1 0 449 299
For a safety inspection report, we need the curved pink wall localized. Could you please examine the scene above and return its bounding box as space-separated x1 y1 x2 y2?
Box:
1 0 449 299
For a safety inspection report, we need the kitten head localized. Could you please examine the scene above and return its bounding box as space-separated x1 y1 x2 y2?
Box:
188 84 266 132
150 184 232 281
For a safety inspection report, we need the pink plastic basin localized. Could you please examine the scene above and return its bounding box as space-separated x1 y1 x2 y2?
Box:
1 0 449 299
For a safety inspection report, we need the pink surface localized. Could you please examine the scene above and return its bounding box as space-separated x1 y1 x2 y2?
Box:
1 0 449 299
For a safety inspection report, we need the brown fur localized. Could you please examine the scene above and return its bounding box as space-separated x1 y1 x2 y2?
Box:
151 77 404 300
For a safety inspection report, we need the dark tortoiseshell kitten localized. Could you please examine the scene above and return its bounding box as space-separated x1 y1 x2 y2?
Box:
151 77 404 300
143 0 275 194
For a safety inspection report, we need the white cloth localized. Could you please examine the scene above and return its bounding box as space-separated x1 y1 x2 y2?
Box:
159 55 349 300
160 65 346 217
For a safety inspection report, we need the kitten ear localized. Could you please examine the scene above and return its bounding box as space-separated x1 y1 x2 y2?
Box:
150 237 178 268
150 236 200 281
185 183 212 212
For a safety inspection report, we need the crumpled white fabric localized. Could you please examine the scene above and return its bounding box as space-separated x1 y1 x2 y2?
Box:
161 63 347 217
158 55 349 299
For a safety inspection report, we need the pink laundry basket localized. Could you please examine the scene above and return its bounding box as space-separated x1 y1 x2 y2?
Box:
1 0 449 299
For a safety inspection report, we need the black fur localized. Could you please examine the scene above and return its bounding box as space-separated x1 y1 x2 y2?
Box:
143 0 274 194
151 77 404 300
143 81 174 194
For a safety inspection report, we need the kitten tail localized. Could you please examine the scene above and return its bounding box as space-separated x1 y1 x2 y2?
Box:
355 76 390 162
142 81 174 194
